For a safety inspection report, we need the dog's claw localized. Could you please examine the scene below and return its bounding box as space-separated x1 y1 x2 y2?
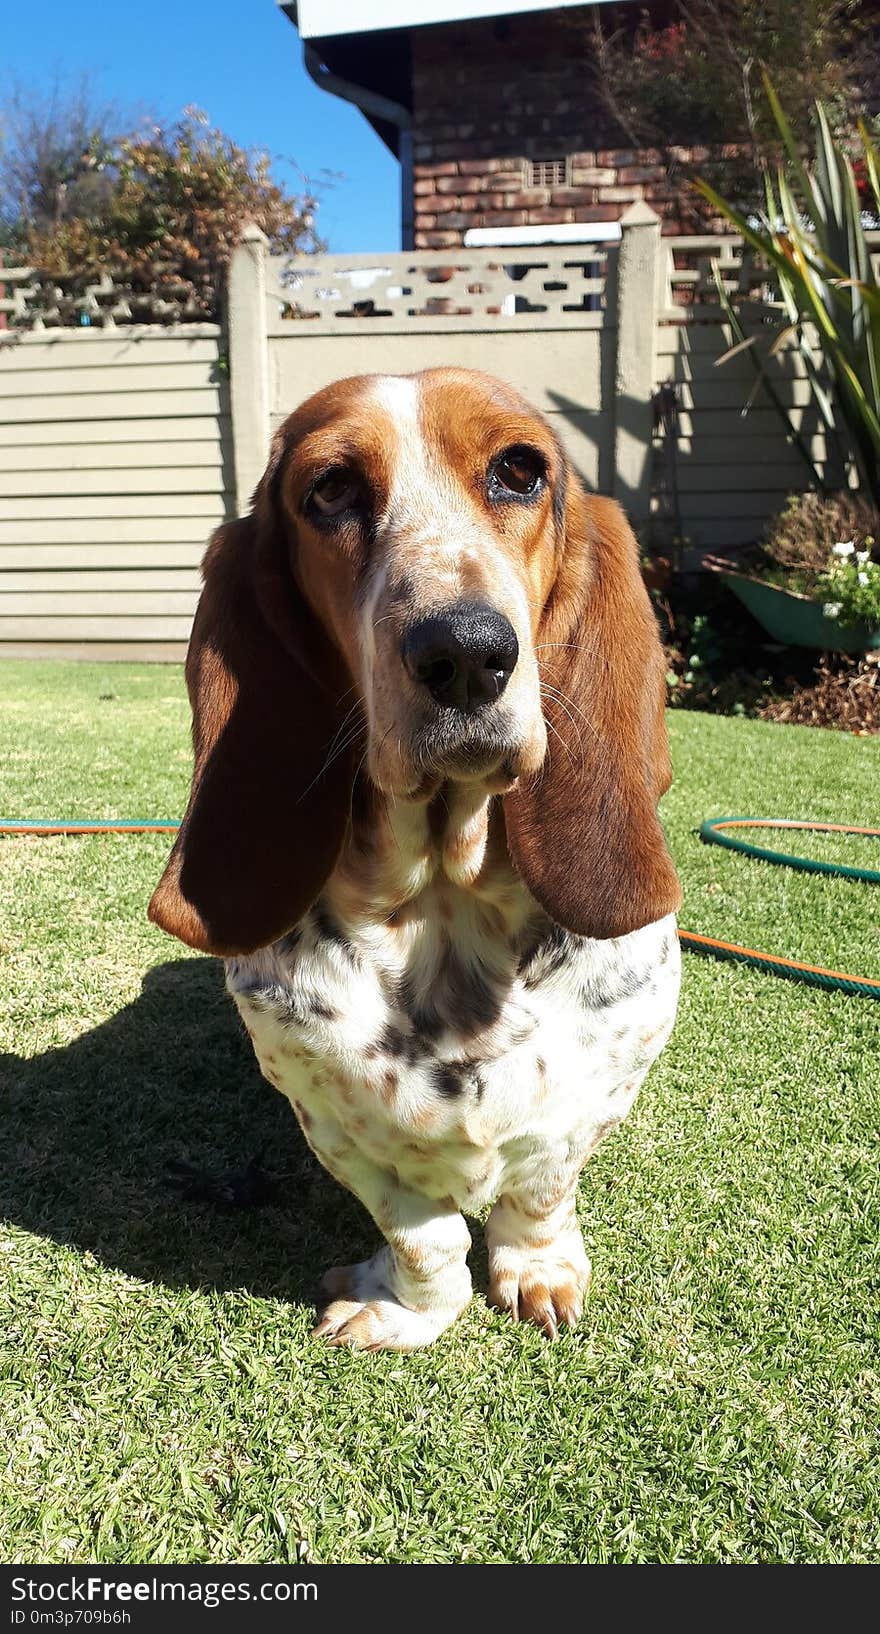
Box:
488 1258 590 1338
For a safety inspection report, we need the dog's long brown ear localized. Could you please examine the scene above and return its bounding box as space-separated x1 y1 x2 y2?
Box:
504 483 681 939
148 467 355 957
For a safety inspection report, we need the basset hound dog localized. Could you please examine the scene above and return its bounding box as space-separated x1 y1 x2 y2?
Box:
149 367 682 1352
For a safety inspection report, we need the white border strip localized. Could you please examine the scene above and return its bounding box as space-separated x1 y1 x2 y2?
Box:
463 222 622 248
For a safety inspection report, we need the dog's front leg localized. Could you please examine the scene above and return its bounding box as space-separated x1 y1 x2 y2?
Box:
307 1124 473 1351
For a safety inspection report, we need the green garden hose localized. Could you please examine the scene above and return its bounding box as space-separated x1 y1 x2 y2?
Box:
697 816 880 886
2 815 879 1000
679 817 880 1000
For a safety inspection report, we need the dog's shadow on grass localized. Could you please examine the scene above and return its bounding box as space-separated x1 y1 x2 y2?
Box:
0 957 375 1306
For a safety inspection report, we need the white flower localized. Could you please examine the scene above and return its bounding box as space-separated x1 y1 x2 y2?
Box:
823 601 842 619
856 550 871 564
832 540 855 557
859 571 870 586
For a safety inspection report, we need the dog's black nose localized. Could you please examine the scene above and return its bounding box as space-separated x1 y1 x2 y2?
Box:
402 602 519 711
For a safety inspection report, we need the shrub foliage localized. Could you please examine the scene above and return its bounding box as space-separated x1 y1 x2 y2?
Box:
8 103 320 320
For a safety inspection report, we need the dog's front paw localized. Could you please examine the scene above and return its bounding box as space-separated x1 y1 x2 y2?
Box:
313 1257 466 1352
487 1241 591 1338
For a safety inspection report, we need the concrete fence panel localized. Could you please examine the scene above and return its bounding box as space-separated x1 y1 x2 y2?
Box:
0 325 232 659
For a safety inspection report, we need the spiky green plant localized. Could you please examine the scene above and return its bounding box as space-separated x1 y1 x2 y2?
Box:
694 78 880 511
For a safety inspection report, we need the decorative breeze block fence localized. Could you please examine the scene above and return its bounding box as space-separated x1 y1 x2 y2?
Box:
0 265 214 331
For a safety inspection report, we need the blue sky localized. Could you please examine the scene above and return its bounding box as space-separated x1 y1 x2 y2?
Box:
4 0 401 251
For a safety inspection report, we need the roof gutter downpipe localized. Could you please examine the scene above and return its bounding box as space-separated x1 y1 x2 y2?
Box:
303 43 414 249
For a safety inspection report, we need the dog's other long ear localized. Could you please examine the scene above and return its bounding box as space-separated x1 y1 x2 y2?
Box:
148 461 355 956
504 483 681 939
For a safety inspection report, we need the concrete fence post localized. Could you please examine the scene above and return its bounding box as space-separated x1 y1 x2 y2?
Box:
613 201 661 522
228 223 270 516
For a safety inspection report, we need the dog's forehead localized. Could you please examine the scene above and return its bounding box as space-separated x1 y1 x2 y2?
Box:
286 370 545 471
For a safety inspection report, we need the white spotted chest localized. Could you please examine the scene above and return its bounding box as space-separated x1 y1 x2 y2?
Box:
226 798 680 1215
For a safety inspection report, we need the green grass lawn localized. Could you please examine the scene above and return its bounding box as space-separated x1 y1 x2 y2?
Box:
1 658 878 1565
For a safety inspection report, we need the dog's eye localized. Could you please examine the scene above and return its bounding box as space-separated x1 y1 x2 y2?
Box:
309 468 360 518
490 446 546 500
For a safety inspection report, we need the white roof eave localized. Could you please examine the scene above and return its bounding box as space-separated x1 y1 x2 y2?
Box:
291 2 613 42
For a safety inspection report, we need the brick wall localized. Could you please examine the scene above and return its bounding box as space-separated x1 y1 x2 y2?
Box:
411 14 728 249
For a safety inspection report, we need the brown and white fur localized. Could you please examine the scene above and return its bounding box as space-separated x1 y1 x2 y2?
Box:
149 368 682 1352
